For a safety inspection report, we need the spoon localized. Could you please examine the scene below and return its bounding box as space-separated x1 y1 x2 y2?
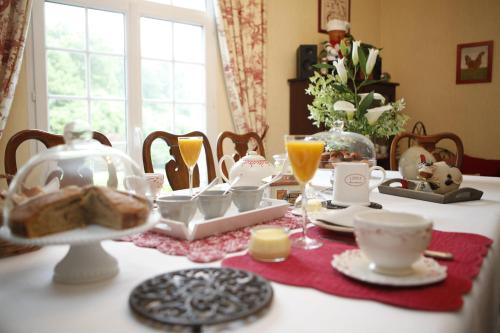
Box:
223 175 242 195
191 177 220 200
257 160 289 191
257 172 284 191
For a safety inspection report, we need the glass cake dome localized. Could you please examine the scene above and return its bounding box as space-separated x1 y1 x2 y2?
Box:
312 120 377 169
2 121 153 239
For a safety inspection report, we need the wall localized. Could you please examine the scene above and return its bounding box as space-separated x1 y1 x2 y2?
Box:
266 0 381 157
380 0 500 159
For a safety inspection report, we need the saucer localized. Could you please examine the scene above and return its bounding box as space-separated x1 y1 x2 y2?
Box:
331 249 447 287
311 219 353 233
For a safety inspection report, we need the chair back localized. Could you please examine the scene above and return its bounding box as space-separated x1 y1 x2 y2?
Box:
408 121 428 148
390 131 464 170
142 131 216 190
4 129 112 186
216 130 266 179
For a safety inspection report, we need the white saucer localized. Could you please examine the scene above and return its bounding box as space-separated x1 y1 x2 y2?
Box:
311 219 354 233
331 249 447 287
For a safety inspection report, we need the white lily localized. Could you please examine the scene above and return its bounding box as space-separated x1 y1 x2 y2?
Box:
366 48 379 75
334 100 356 120
352 41 361 66
365 104 393 125
333 58 348 84
358 93 386 105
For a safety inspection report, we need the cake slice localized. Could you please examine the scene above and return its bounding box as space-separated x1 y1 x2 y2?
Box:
81 186 149 229
9 186 85 238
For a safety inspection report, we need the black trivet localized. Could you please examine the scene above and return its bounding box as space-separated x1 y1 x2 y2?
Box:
129 267 273 332
325 201 383 210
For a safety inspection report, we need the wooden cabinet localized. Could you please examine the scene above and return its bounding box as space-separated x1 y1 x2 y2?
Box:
288 79 399 168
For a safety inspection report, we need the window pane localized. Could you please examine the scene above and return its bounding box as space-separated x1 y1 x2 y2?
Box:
88 9 124 54
175 103 205 133
173 0 206 11
174 23 203 63
141 18 172 60
174 63 204 102
48 99 88 134
47 50 86 96
91 101 126 143
45 2 85 50
90 55 125 98
150 141 171 174
143 102 173 133
142 60 172 100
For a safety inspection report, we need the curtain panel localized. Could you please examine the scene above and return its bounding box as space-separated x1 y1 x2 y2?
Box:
0 0 33 140
214 0 267 137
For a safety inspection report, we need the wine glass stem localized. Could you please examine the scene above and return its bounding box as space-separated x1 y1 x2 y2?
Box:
188 166 194 196
300 183 309 240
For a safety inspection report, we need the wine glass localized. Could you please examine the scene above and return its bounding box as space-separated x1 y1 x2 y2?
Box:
285 135 325 250
178 136 203 196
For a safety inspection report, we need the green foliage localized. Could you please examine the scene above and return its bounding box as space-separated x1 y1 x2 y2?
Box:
307 37 409 139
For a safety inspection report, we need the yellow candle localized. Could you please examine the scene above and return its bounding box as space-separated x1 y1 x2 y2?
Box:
286 141 324 183
249 226 291 262
178 137 203 168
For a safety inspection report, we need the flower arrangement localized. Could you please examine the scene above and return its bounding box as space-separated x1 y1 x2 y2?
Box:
306 38 409 139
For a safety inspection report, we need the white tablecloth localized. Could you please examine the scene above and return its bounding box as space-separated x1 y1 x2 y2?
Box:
1 171 500 333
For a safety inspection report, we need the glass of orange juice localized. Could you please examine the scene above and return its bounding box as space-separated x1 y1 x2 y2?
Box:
178 136 203 195
285 135 325 250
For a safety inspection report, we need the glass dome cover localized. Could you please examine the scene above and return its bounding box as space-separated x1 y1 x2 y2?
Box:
2 121 153 239
312 120 376 168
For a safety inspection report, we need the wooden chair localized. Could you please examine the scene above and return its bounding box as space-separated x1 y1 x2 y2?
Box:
142 131 217 190
408 121 427 148
4 129 112 186
390 132 464 170
216 129 267 179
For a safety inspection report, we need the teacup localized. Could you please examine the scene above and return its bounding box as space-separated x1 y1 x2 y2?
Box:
231 186 265 212
353 211 433 276
332 162 386 206
157 195 198 224
144 173 164 198
197 190 232 219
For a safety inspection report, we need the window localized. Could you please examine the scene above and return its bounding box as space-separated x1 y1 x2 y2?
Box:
31 0 215 173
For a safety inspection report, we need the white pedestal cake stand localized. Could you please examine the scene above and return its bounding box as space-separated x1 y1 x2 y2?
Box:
0 211 160 284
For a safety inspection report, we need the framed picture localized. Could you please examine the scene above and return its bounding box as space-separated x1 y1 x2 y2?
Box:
318 0 350 34
456 41 493 84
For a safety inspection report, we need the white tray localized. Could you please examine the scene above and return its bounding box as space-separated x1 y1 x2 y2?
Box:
153 198 289 241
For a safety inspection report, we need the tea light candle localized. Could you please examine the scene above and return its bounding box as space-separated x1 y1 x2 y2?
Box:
306 199 323 212
249 226 291 262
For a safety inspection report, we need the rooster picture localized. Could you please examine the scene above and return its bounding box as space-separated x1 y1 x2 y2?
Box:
457 42 492 83
465 51 485 70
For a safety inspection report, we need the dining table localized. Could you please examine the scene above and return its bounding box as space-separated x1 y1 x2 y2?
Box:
1 170 500 333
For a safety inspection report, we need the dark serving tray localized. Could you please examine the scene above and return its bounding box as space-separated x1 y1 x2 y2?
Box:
378 179 483 204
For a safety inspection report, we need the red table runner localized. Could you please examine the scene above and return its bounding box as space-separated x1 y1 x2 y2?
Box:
222 227 492 311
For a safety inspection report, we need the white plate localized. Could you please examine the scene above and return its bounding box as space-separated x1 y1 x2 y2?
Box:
311 219 354 233
0 211 161 246
332 249 447 287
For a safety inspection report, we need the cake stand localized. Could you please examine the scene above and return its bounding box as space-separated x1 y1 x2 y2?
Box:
0 211 161 284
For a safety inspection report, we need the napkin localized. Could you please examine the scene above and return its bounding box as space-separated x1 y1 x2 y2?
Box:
310 205 376 228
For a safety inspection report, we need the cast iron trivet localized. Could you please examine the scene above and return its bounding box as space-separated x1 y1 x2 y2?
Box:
129 267 273 332
325 200 383 210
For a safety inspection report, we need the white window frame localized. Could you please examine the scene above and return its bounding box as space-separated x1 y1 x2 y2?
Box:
29 0 217 164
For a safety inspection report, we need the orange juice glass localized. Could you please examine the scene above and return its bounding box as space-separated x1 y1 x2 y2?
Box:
285 135 325 250
178 136 203 195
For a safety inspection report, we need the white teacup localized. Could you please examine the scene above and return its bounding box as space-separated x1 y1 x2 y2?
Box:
144 173 164 198
332 162 386 206
353 211 433 276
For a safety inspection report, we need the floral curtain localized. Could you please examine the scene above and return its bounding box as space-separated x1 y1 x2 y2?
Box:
214 0 267 137
0 0 32 140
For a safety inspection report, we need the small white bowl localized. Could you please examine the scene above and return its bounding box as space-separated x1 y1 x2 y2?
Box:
157 195 198 224
231 186 265 212
197 190 232 219
353 211 433 276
